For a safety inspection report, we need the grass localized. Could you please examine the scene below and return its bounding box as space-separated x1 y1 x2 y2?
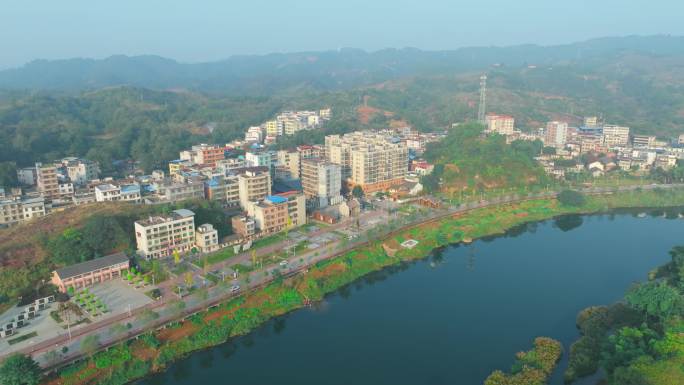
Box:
251 232 287 249
206 248 236 265
7 331 37 345
50 310 64 323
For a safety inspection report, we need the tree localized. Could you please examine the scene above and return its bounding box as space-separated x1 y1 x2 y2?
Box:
173 250 181 265
168 299 186 315
184 272 194 288
625 281 682 320
137 309 159 324
0 353 42 385
80 334 100 357
0 162 19 188
557 190 586 207
352 185 364 199
109 323 128 337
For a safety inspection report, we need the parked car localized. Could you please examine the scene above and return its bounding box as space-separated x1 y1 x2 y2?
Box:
279 260 288 267
231 285 240 293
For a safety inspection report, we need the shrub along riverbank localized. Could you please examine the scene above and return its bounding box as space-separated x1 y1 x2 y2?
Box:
45 188 684 385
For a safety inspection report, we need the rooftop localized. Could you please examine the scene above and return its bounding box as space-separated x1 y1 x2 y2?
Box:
54 252 129 280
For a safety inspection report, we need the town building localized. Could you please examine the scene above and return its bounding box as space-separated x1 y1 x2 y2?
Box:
247 196 288 235
153 179 205 203
301 158 342 208
245 126 264 143
94 184 120 202
325 132 409 193
245 151 272 169
180 144 225 167
135 209 196 259
51 252 130 293
602 125 630 148
36 162 60 198
0 198 24 227
545 121 568 148
231 215 256 238
17 167 36 186
238 167 272 209
56 157 100 185
277 150 301 179
195 223 219 253
485 113 515 135
632 135 656 148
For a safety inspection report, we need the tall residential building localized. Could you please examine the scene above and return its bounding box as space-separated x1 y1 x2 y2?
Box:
134 209 196 259
545 121 569 148
325 132 408 193
301 158 342 208
35 162 60 198
263 120 282 137
238 167 272 209
17 167 36 186
485 113 515 135
276 150 301 179
602 125 630 148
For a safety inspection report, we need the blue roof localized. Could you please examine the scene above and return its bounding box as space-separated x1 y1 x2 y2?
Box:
121 185 140 193
206 177 220 187
266 195 287 204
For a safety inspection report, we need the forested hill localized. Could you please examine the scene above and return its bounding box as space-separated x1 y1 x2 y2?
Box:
1 36 683 93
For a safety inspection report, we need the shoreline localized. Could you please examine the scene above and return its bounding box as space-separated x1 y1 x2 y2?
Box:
44 187 684 385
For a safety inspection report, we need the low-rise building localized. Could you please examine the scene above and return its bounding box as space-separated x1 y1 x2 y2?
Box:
231 215 256 238
51 252 129 293
195 223 219 253
94 184 120 202
135 209 196 259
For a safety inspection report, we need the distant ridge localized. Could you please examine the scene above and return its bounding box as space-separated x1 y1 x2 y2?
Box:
1 35 683 94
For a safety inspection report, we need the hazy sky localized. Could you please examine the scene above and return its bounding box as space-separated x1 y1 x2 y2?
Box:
1 0 682 69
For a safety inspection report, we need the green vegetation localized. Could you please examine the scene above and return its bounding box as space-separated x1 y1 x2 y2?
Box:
0 353 42 385
423 122 548 193
564 245 684 384
50 188 684 385
483 337 563 385
557 190 586 207
6 331 38 346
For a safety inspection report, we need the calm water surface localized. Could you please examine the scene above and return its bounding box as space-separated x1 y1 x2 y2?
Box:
138 211 684 385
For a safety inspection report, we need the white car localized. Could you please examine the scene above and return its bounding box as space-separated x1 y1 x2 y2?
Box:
230 285 240 293
279 260 288 267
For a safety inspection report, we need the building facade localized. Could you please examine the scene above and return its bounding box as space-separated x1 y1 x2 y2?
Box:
301 158 342 207
135 209 196 259
36 162 59 198
51 252 129 293
545 121 568 148
195 223 219 253
238 167 272 209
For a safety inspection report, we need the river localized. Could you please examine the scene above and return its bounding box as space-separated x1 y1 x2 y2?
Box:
137 210 684 385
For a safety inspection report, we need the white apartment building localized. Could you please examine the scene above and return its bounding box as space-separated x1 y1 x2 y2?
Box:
301 159 342 208
277 150 301 179
94 184 120 202
245 151 272 169
56 157 100 185
245 126 264 143
602 125 630 148
135 209 196 259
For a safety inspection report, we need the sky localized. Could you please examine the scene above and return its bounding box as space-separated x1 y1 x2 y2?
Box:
1 0 682 69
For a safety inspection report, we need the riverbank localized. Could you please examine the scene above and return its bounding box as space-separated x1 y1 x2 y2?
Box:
46 188 684 385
